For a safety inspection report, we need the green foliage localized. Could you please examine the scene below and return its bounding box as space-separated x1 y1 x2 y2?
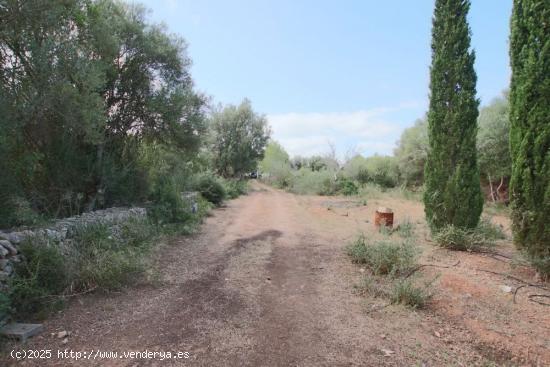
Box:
509 0 550 277
343 155 399 188
432 225 496 251
477 92 511 183
9 241 68 318
391 277 434 309
69 221 155 291
210 100 271 178
223 179 248 199
148 177 191 225
394 118 429 187
193 173 227 205
424 0 483 232
337 178 359 196
6 218 159 319
290 169 338 195
346 235 419 276
0 0 206 225
260 141 294 188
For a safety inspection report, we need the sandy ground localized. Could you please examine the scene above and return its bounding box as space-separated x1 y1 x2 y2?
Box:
2 182 549 366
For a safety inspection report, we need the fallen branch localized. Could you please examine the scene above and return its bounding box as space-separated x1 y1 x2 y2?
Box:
528 294 550 306
404 260 460 279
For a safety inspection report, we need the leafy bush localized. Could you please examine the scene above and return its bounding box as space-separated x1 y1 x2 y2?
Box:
391 278 433 308
223 179 248 199
148 176 192 225
346 235 418 276
433 225 495 251
337 178 359 196
193 173 226 205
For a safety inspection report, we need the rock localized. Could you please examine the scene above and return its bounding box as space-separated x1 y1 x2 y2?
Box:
500 285 513 293
8 232 24 244
0 232 9 241
61 337 68 344
434 331 441 338
359 268 366 273
0 259 9 270
57 331 68 339
380 348 395 357
0 240 17 255
0 246 8 257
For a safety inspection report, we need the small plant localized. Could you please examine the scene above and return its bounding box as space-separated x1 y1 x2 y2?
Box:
390 277 434 308
346 235 419 276
433 225 496 251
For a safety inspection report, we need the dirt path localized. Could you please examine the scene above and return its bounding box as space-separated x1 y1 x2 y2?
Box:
4 183 549 366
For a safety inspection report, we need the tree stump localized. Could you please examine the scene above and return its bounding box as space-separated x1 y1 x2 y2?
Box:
375 207 394 229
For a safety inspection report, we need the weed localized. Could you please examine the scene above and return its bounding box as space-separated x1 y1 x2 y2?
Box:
433 225 496 251
9 240 68 318
346 235 419 276
193 173 226 205
390 277 435 308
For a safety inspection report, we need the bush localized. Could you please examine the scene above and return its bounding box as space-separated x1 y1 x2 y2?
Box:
193 174 226 205
223 179 248 199
337 178 359 196
391 278 433 308
148 176 192 224
433 225 495 251
291 169 337 195
9 241 68 318
346 235 419 276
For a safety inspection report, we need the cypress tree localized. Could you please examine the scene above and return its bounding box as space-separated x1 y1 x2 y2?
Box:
423 0 483 231
509 0 550 275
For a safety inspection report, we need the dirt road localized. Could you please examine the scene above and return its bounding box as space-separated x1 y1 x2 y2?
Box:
4 183 549 366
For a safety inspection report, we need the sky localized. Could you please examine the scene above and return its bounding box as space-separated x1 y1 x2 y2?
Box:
138 0 512 159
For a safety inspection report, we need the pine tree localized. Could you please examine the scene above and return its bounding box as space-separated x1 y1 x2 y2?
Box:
509 0 550 275
423 0 483 231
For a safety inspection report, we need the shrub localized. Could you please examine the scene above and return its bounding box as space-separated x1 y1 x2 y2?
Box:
346 235 419 276
337 178 359 196
390 278 433 308
223 179 248 199
193 173 226 205
433 225 495 251
291 169 337 195
148 176 191 225
9 241 68 318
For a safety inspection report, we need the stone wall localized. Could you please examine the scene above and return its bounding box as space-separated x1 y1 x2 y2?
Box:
0 207 146 294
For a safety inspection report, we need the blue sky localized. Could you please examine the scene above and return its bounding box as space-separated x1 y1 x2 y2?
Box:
139 0 512 159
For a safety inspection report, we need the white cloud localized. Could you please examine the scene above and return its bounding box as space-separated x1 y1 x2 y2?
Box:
267 103 422 159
